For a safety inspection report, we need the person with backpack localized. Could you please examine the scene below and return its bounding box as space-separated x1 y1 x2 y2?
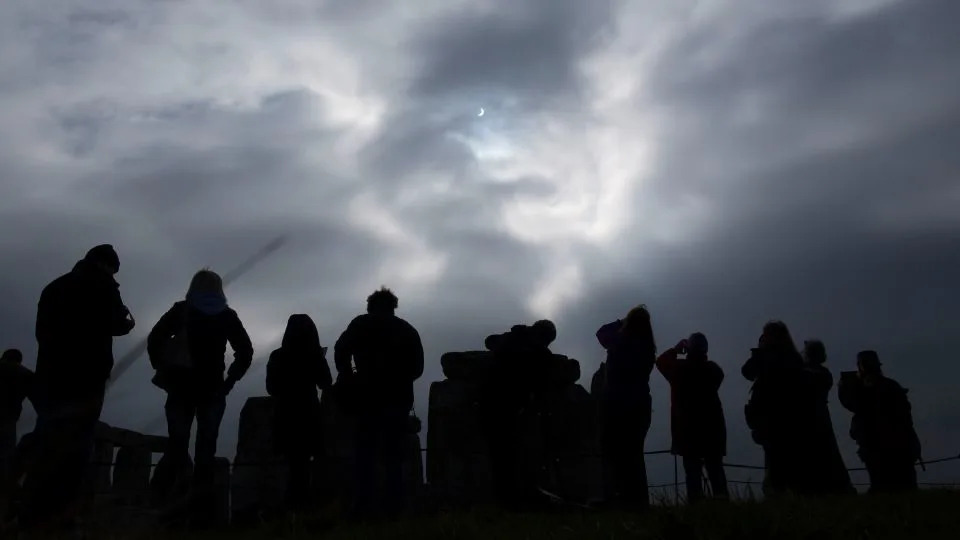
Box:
266 314 332 512
147 269 253 526
656 333 728 502
478 319 557 511
839 350 921 493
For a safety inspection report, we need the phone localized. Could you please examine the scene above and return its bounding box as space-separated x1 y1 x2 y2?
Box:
840 370 858 383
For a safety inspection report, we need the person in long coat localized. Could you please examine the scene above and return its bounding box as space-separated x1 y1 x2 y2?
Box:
266 314 333 511
656 333 728 501
800 340 854 495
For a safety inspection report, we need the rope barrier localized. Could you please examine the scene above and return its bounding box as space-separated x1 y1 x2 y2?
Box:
89 450 960 472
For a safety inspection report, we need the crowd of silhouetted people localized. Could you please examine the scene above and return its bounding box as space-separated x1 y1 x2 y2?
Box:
0 244 926 534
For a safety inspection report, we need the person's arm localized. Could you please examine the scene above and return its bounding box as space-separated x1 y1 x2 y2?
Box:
741 350 763 381
710 362 725 390
407 324 425 381
334 318 359 376
224 310 254 392
35 285 55 345
109 284 135 337
146 305 179 370
315 347 333 390
656 347 680 382
595 320 621 350
265 350 281 397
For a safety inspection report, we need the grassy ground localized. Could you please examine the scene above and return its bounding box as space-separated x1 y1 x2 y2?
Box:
18 490 960 540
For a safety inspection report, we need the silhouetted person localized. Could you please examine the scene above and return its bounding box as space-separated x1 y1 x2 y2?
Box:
19 244 135 531
800 340 854 495
334 287 423 518
266 314 333 512
479 319 557 511
838 351 921 493
742 320 808 495
147 269 253 526
656 333 728 502
1 349 34 504
596 305 656 509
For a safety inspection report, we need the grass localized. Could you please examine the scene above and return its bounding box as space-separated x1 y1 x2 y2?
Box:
18 490 960 540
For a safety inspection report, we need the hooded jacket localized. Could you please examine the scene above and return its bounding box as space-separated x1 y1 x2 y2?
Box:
147 294 253 393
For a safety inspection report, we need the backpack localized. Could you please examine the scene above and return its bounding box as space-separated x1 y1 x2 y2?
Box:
151 306 194 392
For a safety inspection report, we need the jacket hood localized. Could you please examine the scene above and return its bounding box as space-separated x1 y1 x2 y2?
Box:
72 259 119 287
186 291 229 315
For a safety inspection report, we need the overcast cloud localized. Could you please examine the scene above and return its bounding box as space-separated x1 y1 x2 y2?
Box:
2 0 959 486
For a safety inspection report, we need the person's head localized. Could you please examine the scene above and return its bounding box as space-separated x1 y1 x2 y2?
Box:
687 332 708 357
803 340 827 365
186 269 225 299
622 305 656 348
84 244 120 275
760 320 798 354
282 314 322 352
857 350 883 378
367 287 398 315
531 319 557 347
1 349 23 365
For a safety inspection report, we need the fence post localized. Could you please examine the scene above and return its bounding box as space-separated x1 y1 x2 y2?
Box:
673 454 679 505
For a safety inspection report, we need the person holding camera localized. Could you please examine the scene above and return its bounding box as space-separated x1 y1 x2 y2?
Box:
596 305 656 509
838 350 921 493
656 333 728 502
742 320 808 495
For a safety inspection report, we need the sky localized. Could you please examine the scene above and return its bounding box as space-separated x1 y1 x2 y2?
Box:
1 0 959 488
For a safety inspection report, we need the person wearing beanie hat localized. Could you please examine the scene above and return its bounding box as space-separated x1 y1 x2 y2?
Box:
17 245 136 531
656 332 728 502
83 244 121 275
839 351 922 493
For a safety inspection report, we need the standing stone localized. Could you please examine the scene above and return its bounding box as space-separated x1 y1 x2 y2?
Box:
113 446 153 506
427 349 601 505
231 397 287 524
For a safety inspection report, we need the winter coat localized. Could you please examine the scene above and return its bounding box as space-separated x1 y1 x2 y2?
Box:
656 348 726 458
333 313 424 413
742 346 807 447
34 259 134 404
596 320 655 405
839 376 921 463
266 345 332 456
147 297 253 395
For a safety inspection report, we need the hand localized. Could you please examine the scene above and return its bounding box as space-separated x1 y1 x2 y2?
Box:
676 339 689 351
222 379 236 396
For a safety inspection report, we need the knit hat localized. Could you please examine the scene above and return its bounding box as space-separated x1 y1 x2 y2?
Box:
84 244 120 274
